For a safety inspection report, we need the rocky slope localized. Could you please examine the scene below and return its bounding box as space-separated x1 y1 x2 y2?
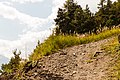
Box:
0 37 117 80
17 37 116 80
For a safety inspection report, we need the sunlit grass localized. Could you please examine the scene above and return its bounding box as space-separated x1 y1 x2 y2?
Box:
102 35 120 79
29 28 120 61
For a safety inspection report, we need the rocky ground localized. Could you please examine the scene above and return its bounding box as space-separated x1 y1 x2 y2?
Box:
19 37 116 80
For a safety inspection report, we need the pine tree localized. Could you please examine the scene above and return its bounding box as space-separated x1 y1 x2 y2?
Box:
54 8 66 34
95 0 106 32
83 5 96 34
105 0 113 29
54 0 83 35
1 49 21 73
72 4 84 34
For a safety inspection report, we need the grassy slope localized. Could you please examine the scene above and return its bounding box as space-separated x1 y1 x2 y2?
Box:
1 28 120 79
102 36 120 79
29 28 120 61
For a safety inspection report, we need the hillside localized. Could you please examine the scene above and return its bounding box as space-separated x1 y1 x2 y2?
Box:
21 37 119 80
0 0 120 79
22 37 115 80
1 36 119 80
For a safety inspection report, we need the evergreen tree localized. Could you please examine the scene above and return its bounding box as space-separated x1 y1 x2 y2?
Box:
105 0 113 29
1 49 21 73
105 0 120 28
54 0 120 35
115 0 120 25
83 5 96 34
73 4 84 34
54 8 66 35
54 0 83 35
95 0 107 31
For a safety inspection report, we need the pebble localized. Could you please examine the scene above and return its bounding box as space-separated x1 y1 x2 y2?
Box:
73 53 76 56
34 72 38 76
73 71 77 74
82 53 85 55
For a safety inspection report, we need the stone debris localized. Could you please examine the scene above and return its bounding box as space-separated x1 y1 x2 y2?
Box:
0 37 115 80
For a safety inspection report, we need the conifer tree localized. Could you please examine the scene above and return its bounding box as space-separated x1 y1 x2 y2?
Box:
83 5 96 34
95 0 106 31
1 49 21 73
54 0 83 35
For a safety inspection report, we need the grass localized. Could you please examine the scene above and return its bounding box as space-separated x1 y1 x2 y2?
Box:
101 36 120 79
29 28 120 61
110 43 120 79
86 60 94 63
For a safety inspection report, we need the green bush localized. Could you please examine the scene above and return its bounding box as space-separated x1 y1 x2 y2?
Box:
1 49 21 74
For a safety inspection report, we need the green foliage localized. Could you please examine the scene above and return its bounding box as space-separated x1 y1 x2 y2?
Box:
1 49 21 74
29 28 120 61
54 0 96 35
96 0 120 30
54 0 120 35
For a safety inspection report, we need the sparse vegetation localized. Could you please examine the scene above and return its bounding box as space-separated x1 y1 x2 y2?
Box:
101 36 120 79
1 49 21 74
29 28 120 61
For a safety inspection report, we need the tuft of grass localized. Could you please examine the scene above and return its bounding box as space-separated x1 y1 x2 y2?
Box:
86 60 94 63
29 28 120 61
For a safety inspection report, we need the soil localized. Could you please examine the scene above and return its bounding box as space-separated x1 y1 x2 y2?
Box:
20 37 116 80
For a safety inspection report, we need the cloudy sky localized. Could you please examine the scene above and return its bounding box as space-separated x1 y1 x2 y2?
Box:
0 0 117 61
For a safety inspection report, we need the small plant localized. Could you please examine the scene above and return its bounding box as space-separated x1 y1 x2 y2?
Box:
1 49 21 74
86 60 93 63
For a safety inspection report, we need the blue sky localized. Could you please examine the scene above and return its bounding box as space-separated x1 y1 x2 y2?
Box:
0 0 117 61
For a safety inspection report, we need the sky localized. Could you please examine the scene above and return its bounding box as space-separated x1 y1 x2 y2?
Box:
0 0 117 62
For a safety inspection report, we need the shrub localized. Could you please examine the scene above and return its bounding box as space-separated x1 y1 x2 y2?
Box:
1 49 21 74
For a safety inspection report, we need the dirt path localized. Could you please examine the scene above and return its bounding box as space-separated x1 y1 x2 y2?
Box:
22 37 115 80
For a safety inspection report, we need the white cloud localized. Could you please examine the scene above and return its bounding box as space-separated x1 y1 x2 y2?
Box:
0 1 48 59
0 2 46 29
77 0 116 12
11 0 44 4
0 29 52 59
47 0 66 23
1 1 12 6
0 3 16 20
76 0 99 12
0 0 66 59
